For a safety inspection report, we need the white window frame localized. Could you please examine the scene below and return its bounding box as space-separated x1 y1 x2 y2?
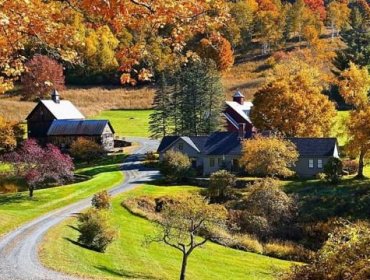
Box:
318 159 323 169
308 159 314 169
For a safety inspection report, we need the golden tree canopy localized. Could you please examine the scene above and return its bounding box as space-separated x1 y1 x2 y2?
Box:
240 135 299 177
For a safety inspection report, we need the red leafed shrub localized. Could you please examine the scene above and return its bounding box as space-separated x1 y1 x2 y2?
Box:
21 55 65 100
2 139 74 197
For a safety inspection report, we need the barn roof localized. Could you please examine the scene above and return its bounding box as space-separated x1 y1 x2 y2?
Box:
47 120 114 136
288 138 338 157
225 101 253 123
26 100 85 120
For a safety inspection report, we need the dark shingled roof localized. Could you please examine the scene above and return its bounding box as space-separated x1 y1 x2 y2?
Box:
288 138 338 157
158 132 242 155
47 120 114 136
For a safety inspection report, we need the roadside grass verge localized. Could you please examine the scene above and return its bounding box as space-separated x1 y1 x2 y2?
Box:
0 155 126 237
40 184 293 280
91 110 153 137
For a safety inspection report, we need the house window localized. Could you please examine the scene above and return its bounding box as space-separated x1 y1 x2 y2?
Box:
218 158 223 166
178 143 183 150
318 159 323 169
308 159 314 169
210 158 215 168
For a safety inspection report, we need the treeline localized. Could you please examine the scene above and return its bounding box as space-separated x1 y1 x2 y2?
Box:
1 0 369 95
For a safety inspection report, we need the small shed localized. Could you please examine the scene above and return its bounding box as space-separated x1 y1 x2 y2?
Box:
47 120 115 150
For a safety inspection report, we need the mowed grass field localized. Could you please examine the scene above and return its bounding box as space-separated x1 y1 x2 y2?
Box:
0 155 125 237
40 185 293 280
91 110 153 137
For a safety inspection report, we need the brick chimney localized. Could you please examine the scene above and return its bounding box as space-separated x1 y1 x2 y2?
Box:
233 91 244 105
51 89 60 104
238 123 245 140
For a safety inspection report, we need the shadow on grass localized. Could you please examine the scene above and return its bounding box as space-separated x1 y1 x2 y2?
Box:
94 265 158 279
284 177 370 222
0 192 33 204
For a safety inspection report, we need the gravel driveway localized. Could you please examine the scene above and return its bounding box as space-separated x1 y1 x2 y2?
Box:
0 138 159 280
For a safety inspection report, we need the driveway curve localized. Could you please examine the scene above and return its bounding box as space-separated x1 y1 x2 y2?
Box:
0 138 159 280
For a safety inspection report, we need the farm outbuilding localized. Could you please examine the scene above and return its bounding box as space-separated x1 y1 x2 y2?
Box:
26 90 115 150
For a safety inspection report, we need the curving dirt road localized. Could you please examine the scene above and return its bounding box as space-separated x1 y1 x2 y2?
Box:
0 138 159 280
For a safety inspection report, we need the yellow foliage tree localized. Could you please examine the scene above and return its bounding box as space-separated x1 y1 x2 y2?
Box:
338 63 370 178
241 135 299 177
251 58 336 137
0 116 23 151
328 0 350 38
346 108 370 178
338 62 370 109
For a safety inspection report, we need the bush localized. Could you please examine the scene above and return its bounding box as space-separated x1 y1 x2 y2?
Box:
342 159 358 175
237 178 298 240
70 138 105 162
263 241 312 262
77 209 117 252
208 170 236 201
0 183 18 194
285 221 370 280
324 157 343 184
92 190 111 209
159 150 192 183
21 55 65 100
315 172 326 180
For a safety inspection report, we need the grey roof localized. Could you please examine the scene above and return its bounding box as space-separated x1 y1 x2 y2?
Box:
47 120 114 136
158 132 242 156
233 91 245 98
33 100 85 120
288 138 338 157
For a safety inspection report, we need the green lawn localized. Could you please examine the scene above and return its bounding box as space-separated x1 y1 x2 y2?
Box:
284 177 370 223
40 184 293 280
91 110 153 137
0 155 125 237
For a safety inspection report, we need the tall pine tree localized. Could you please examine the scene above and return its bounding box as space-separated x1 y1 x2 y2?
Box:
333 5 370 73
149 59 225 138
149 72 173 139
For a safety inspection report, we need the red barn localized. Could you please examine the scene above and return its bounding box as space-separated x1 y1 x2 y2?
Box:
224 91 255 137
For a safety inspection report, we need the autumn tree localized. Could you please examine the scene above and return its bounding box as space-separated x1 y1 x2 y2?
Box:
159 150 192 183
224 0 258 48
0 117 23 152
241 135 299 178
3 139 74 197
285 221 370 280
148 195 227 280
0 0 78 94
196 35 234 71
304 0 326 20
338 62 370 109
338 63 370 178
207 170 236 201
21 55 65 100
251 57 336 137
327 0 350 39
255 0 287 54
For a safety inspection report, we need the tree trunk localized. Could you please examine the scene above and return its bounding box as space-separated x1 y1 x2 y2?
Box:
179 253 188 280
29 185 34 198
357 150 365 179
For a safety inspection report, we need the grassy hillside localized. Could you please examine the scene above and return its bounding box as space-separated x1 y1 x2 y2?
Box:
40 184 293 280
91 110 153 137
0 155 125 237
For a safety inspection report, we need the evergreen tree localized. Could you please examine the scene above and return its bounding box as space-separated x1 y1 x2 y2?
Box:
149 60 225 138
149 72 173 139
333 6 370 73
